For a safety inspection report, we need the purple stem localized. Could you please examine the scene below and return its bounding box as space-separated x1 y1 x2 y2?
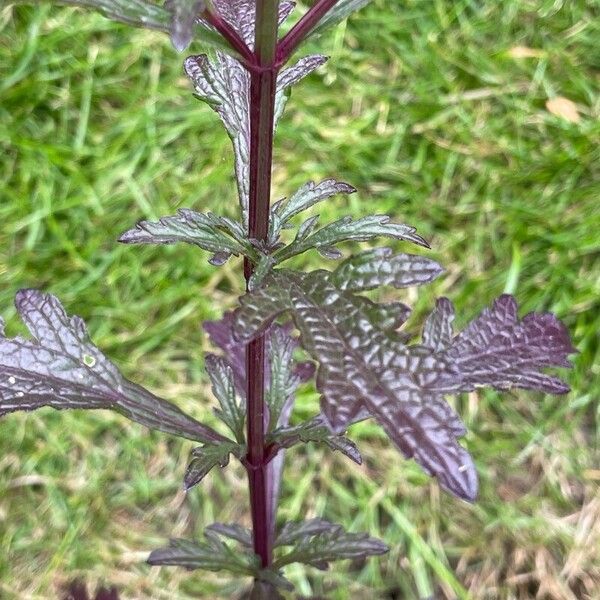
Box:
244 0 280 570
276 0 341 65
202 8 255 65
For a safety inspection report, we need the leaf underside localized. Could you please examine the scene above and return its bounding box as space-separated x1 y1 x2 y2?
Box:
233 249 573 501
0 290 224 444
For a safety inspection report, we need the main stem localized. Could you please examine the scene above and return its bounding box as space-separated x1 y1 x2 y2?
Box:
245 0 280 570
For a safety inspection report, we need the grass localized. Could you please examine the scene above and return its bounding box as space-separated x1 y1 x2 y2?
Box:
0 0 599 598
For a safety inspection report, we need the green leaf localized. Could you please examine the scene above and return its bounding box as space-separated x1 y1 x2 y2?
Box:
204 522 253 548
205 354 245 443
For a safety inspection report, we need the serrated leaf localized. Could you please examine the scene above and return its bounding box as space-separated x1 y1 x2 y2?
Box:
204 522 252 548
275 518 340 547
185 1 313 225
269 416 362 464
266 327 304 431
274 55 329 129
422 297 454 352
148 532 258 575
268 179 355 246
273 522 388 569
205 354 245 443
274 214 429 263
184 441 241 490
438 294 575 394
0 290 225 444
330 247 444 292
10 0 228 53
119 209 256 264
233 256 573 501
248 254 276 291
310 0 373 37
203 313 314 399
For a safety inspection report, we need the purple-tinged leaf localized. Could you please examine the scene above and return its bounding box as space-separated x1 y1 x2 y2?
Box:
165 0 206 51
439 295 575 394
205 354 245 443
268 416 362 464
274 214 429 263
184 52 251 222
205 522 252 548
148 533 258 575
0 290 225 444
184 441 242 490
422 297 454 352
63 580 120 600
272 522 388 569
119 209 256 264
268 179 356 246
203 313 314 398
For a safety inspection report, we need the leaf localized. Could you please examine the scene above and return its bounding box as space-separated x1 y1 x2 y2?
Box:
310 0 374 37
269 416 362 465
274 55 329 129
204 522 252 548
268 179 356 246
166 0 206 51
203 313 314 399
184 441 241 490
185 1 307 225
205 354 245 443
330 247 444 292
273 522 388 570
10 0 227 53
422 297 454 352
233 256 573 501
0 290 225 444
265 327 304 431
438 294 575 395
274 214 429 263
275 518 340 547
119 209 256 264
148 533 258 575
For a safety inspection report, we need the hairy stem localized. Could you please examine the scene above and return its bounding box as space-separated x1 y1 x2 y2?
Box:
277 0 341 64
245 0 280 570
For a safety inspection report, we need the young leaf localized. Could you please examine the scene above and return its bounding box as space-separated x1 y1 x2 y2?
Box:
274 214 429 263
205 354 245 443
273 522 388 570
233 255 573 501
268 179 356 246
184 441 242 490
119 209 257 264
268 416 362 465
0 290 225 444
275 518 340 547
148 533 258 575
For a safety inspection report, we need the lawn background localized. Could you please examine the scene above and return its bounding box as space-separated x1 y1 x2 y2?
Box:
0 0 599 598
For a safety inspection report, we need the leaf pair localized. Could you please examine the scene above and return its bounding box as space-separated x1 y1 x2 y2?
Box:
233 248 574 501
